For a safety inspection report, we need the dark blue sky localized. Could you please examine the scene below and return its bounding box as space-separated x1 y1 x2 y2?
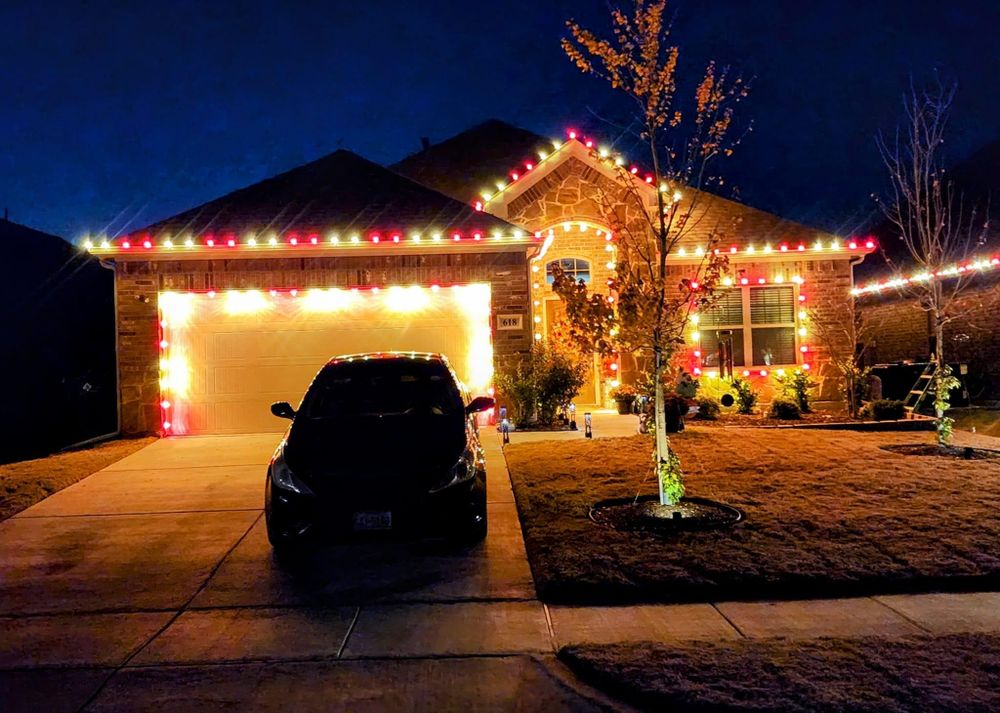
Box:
3 0 998 241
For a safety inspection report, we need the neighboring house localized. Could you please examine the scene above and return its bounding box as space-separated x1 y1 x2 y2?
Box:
88 120 876 437
0 218 117 462
854 139 1000 400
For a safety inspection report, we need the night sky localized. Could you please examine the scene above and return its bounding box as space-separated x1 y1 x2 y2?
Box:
3 0 999 242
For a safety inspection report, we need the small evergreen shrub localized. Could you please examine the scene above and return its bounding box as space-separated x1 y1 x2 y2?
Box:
696 397 721 420
609 384 639 403
731 377 758 415
768 398 802 420
773 369 817 413
865 399 906 421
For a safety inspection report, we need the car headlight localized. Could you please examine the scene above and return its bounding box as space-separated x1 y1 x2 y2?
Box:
429 447 479 494
270 443 313 495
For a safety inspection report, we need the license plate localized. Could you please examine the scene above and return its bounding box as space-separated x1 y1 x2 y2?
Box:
352 511 392 531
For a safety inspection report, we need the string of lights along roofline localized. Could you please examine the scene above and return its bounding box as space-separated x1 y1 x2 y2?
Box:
853 256 1000 296
81 229 538 252
80 225 877 259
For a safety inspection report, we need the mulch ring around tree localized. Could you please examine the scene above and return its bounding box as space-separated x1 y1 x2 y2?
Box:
590 495 743 535
880 443 1000 460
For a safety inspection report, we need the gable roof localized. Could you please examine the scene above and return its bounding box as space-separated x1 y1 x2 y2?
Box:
391 119 547 204
133 149 519 239
472 134 853 254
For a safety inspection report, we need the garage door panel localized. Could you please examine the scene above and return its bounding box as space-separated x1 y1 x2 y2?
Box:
160 285 492 435
211 364 322 396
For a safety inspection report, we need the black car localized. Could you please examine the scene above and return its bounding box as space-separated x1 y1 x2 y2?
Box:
265 352 495 553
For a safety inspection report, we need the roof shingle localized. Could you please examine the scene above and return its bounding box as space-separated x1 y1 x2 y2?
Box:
134 149 519 238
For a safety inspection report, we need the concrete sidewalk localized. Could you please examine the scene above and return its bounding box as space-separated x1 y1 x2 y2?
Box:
2 430 999 711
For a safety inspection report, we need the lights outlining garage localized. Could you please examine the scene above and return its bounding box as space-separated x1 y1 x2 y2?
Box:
157 283 494 435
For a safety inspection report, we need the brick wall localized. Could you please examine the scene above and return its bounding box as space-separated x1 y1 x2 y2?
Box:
114 251 530 434
861 279 1000 399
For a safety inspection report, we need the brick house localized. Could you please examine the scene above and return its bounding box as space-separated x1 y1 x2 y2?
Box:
852 139 1000 401
89 120 876 436
855 265 1000 401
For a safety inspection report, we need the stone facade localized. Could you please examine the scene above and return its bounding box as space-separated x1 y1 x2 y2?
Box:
114 250 530 434
491 153 858 404
861 279 1000 399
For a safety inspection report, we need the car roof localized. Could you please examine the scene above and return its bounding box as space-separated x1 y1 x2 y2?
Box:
324 351 450 367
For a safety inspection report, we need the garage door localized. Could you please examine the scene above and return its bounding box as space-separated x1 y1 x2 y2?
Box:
158 284 492 435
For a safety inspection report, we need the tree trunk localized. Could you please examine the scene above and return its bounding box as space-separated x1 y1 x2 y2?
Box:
653 348 673 505
932 305 945 422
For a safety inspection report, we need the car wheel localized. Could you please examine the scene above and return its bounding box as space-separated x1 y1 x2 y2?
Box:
451 487 488 544
264 480 309 560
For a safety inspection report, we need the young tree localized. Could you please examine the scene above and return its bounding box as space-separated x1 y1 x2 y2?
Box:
555 0 749 506
876 80 989 444
807 305 880 419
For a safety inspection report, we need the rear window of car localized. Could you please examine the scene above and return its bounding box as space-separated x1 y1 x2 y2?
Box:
301 359 463 418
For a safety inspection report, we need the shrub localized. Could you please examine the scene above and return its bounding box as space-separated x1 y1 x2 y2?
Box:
537 352 588 424
731 377 758 415
768 398 801 420
609 383 639 402
696 397 721 420
864 399 906 421
696 377 733 404
773 369 817 413
675 371 699 398
495 342 587 427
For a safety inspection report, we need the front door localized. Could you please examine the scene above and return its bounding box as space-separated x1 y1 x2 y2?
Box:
545 298 598 406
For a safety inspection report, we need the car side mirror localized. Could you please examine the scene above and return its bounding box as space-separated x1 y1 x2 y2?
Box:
271 401 296 420
465 396 496 415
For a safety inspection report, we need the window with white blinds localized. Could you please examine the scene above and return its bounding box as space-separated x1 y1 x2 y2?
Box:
699 285 798 367
700 289 743 327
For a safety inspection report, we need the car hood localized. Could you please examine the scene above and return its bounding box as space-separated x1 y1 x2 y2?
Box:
285 414 467 482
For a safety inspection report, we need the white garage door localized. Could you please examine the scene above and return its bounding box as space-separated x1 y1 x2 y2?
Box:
158 284 492 435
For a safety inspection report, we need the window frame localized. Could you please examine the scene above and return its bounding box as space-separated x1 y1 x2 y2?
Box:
699 285 801 368
545 257 592 285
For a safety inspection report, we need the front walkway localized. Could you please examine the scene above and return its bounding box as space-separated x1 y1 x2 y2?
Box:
1 429 999 711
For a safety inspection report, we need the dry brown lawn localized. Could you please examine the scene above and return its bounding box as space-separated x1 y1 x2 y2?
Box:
0 437 155 521
505 427 1000 603
561 634 1000 712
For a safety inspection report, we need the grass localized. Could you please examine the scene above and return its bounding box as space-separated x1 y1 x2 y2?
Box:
952 407 1000 438
504 427 1000 603
560 634 1000 712
0 437 155 521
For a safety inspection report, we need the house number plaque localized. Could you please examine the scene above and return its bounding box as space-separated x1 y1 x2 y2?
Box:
496 314 523 330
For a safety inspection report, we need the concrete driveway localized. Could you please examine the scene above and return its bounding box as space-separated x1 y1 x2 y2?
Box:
0 433 623 712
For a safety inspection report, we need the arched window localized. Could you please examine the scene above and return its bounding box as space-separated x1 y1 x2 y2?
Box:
546 258 591 285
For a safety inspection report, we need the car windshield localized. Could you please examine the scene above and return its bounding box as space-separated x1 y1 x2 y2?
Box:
300 359 464 419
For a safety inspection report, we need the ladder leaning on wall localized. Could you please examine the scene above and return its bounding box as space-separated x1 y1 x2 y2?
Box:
903 361 937 414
